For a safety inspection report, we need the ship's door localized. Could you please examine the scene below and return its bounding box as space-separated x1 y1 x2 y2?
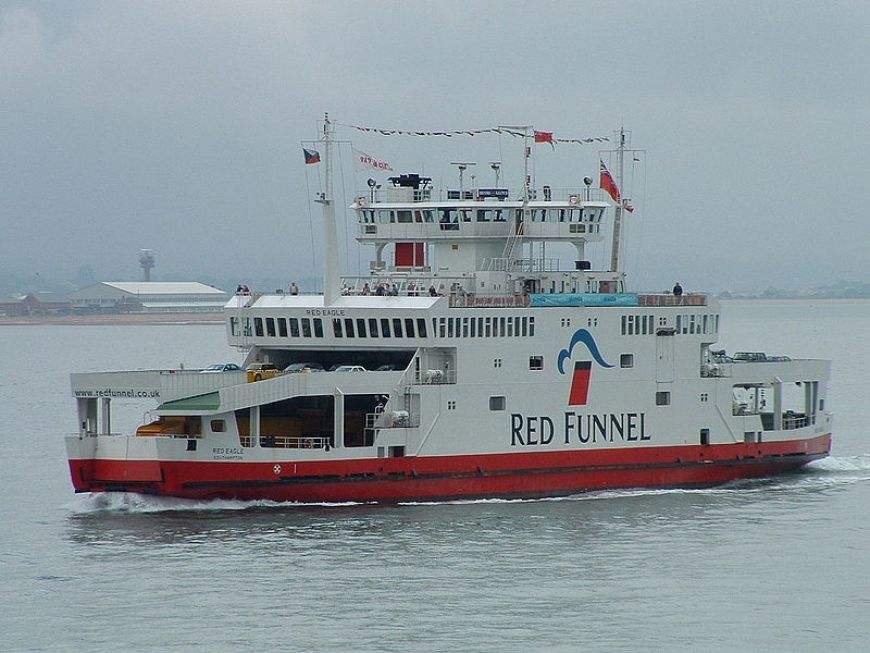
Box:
656 333 675 382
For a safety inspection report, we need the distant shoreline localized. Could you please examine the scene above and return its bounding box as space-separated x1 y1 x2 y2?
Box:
719 297 870 304
2 297 869 326
0 313 224 326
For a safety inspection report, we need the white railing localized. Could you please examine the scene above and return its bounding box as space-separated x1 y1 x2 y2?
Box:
357 187 611 204
239 434 332 449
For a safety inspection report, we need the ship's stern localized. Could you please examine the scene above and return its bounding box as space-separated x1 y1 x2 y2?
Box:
65 434 164 493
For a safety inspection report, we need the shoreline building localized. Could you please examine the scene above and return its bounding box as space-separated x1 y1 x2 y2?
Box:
69 282 229 314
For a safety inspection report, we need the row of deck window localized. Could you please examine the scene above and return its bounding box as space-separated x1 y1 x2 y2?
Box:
334 317 427 339
435 315 535 338
676 313 719 335
620 313 720 336
359 207 603 225
236 315 534 341
244 316 325 338
237 316 431 340
621 315 656 336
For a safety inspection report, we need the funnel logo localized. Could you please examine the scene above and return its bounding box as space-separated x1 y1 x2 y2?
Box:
557 329 613 406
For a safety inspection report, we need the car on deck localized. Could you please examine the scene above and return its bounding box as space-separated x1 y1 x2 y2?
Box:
200 363 242 373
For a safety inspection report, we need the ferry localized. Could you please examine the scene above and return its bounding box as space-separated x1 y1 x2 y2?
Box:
66 118 832 502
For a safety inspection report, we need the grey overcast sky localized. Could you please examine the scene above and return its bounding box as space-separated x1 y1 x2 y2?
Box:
1 0 868 292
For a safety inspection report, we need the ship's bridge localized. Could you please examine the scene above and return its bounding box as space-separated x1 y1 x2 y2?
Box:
353 180 609 244
347 172 617 297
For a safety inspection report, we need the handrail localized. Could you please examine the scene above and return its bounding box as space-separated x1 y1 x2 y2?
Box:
239 434 332 449
356 186 611 204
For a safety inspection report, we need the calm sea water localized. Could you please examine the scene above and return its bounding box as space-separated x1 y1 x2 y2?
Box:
1 302 868 653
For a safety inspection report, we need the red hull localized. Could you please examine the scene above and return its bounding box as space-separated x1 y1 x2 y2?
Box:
69 434 831 503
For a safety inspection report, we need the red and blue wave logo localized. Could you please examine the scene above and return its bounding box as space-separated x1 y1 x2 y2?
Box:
557 329 613 406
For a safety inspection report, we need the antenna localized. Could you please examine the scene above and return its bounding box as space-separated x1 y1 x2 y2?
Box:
490 161 502 187
316 113 340 306
605 128 642 275
450 162 476 198
139 249 154 282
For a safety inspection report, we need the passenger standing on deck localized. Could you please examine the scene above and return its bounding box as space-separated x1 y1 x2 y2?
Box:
289 282 299 295
673 282 683 296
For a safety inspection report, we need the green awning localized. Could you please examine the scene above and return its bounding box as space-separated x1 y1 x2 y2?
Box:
158 392 220 412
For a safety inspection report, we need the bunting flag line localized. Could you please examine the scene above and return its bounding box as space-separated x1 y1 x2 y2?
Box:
534 130 556 150
303 148 321 164
339 123 608 145
353 147 393 172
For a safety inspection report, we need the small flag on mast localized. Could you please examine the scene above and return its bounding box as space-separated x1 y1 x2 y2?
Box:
303 148 321 164
353 148 393 172
534 130 554 144
599 160 621 203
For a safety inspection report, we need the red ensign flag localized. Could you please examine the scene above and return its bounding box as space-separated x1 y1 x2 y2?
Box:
599 160 621 203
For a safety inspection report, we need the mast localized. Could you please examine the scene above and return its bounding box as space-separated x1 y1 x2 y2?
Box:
316 113 340 306
609 127 626 274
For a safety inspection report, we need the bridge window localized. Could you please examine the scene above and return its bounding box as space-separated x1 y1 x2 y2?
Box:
266 317 276 337
254 318 264 337
393 318 403 338
230 317 239 336
356 318 367 338
313 318 323 338
368 318 379 337
396 210 412 223
344 318 355 337
405 318 415 338
381 318 391 337
439 208 457 224
301 318 312 338
278 318 288 337
417 318 427 337
289 318 299 338
333 319 343 337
